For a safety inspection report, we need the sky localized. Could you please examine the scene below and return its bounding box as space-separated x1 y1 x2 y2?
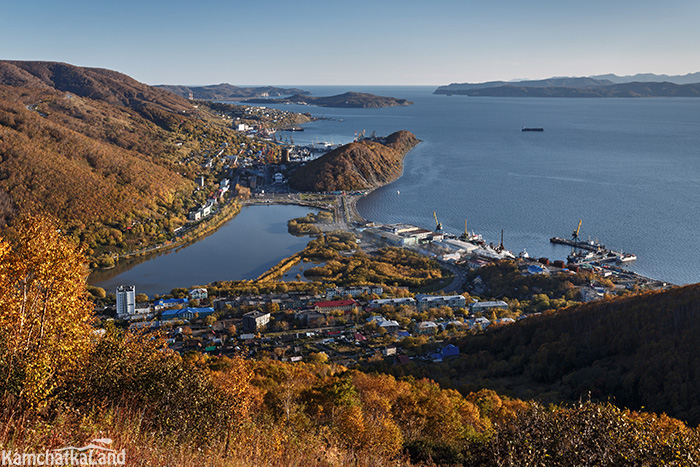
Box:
3 0 700 86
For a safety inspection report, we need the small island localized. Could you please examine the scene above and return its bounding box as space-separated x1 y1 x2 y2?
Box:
243 91 414 108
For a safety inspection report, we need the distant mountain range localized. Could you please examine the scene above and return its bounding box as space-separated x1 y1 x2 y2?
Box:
156 83 310 100
243 91 413 108
435 73 700 97
591 72 700 84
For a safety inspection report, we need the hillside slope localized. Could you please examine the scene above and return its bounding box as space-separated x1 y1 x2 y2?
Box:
244 91 413 108
156 83 309 100
376 283 700 426
288 131 420 192
0 61 259 264
1 61 192 112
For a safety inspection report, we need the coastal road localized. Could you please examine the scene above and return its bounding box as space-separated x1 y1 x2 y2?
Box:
439 261 468 293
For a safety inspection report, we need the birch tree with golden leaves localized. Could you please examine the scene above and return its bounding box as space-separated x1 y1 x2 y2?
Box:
0 215 93 407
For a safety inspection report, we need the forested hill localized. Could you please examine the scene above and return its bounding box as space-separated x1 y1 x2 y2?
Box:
244 91 414 108
435 77 700 97
288 131 420 192
0 60 254 265
0 61 192 112
377 282 700 426
156 83 310 100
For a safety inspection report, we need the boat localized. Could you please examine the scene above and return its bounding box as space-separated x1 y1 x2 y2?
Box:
458 219 485 245
519 249 530 259
567 250 597 264
522 127 544 132
459 231 485 245
397 190 400 195
599 251 619 263
617 253 637 263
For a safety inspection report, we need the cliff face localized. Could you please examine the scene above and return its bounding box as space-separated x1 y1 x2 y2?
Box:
288 131 420 192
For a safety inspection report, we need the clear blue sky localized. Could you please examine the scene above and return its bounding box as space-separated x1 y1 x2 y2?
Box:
3 0 699 86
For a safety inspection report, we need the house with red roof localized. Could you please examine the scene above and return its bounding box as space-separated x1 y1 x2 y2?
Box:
313 299 358 314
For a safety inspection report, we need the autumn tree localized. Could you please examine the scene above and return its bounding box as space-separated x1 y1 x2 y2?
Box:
0 214 93 406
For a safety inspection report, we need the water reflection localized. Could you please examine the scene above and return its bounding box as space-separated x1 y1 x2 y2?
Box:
90 204 317 297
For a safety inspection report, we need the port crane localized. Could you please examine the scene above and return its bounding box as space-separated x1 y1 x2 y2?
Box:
433 211 442 232
572 219 582 243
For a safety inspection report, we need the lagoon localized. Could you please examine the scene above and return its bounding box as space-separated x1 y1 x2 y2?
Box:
90 204 316 297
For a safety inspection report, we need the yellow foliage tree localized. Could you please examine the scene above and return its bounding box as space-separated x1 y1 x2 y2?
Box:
0 215 93 406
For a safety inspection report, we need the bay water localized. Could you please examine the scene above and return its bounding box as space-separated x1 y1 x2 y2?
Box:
94 86 700 295
271 86 700 285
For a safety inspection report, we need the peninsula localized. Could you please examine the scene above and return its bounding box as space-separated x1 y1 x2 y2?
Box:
288 130 420 192
156 83 310 100
435 75 700 97
243 91 414 108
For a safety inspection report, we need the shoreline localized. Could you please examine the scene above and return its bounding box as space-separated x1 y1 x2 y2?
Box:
91 199 243 274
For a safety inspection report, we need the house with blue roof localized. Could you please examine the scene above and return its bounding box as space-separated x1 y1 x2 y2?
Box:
161 307 215 321
430 344 461 362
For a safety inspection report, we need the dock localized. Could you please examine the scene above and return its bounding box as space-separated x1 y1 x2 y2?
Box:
550 236 604 252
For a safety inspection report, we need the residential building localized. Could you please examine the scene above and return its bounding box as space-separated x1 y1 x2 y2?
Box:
367 316 400 333
439 319 465 331
469 300 509 314
325 286 383 298
295 311 327 327
431 344 461 361
242 310 271 332
154 298 189 311
131 302 152 320
161 307 215 321
467 316 491 330
116 285 136 319
415 294 466 311
367 297 416 309
496 317 516 325
313 300 358 314
188 202 214 221
189 288 208 300
415 321 439 335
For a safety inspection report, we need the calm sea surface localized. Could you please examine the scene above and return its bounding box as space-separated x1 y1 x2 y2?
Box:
94 87 700 294
267 86 700 286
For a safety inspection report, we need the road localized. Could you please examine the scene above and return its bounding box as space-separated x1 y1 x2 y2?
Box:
439 261 468 293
